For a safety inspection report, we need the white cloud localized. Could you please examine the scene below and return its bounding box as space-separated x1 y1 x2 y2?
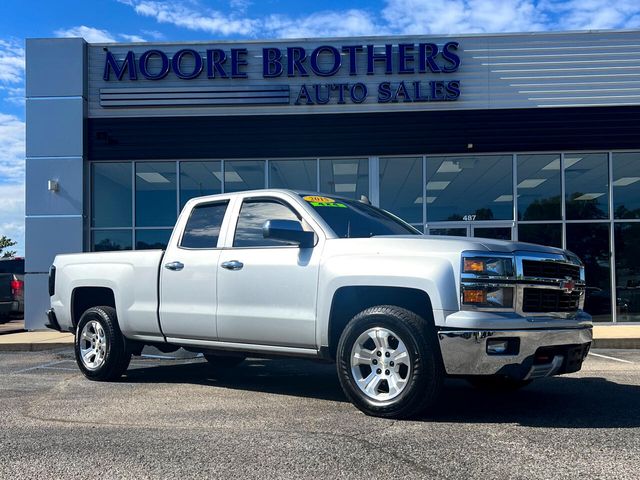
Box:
0 183 25 256
0 39 24 84
119 34 147 42
0 114 25 255
264 10 383 38
54 25 117 43
539 0 640 30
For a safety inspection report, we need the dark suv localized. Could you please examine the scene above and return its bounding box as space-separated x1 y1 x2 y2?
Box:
0 257 24 322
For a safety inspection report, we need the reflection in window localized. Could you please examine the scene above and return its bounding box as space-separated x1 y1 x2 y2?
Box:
136 163 177 227
135 229 172 250
517 154 561 221
269 160 317 191
92 230 132 252
180 202 228 249
380 157 422 224
615 223 640 322
180 161 221 208
565 153 609 220
428 228 467 237
518 224 562 248
613 152 640 219
473 227 511 240
224 161 265 193
426 156 513 222
566 223 612 322
234 200 300 247
319 158 368 200
92 163 132 228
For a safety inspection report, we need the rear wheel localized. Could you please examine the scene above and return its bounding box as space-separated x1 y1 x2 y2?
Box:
203 353 246 368
75 306 131 381
336 305 443 419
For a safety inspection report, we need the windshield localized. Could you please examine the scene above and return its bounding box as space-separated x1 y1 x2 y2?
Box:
301 195 421 238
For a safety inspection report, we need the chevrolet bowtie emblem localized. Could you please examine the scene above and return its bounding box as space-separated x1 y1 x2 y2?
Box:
560 277 576 294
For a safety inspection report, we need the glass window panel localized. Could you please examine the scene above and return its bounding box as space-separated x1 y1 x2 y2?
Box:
92 230 132 252
473 227 511 240
135 229 172 250
612 152 640 219
615 223 640 322
136 162 177 227
380 157 423 224
516 154 561 221
319 158 369 200
224 160 265 193
180 202 228 249
517 224 562 248
428 228 467 237
566 223 612 322
565 153 609 220
179 161 221 209
234 200 300 247
92 163 132 228
426 155 513 222
269 160 317 191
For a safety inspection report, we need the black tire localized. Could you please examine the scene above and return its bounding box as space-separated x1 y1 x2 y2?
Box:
74 306 131 381
336 305 443 419
467 376 533 392
203 353 246 368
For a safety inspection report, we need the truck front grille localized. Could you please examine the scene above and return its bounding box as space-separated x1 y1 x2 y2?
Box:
522 288 582 313
522 260 580 280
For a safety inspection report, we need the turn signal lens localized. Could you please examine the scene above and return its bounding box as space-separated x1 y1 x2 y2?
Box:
464 259 485 273
463 289 486 304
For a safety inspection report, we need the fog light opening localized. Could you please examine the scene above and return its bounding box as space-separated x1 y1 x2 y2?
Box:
486 338 520 355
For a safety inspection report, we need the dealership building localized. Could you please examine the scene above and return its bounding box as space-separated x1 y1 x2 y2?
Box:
24 29 640 328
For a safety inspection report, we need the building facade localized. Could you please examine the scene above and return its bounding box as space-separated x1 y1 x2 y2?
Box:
25 30 640 328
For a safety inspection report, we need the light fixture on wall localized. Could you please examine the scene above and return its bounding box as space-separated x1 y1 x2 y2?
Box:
48 180 59 192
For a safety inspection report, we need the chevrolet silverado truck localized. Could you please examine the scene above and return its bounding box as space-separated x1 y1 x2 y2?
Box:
47 190 592 418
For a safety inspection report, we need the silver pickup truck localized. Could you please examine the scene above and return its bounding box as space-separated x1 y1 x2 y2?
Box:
47 190 592 418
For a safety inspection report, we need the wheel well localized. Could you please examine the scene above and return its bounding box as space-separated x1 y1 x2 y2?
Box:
71 287 116 328
327 286 435 359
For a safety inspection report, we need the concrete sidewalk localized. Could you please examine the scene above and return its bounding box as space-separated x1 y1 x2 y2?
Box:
0 325 638 351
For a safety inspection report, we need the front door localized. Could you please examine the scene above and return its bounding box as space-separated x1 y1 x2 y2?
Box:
216 197 321 348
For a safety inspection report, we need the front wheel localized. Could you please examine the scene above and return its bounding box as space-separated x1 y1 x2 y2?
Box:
336 305 443 419
75 306 131 381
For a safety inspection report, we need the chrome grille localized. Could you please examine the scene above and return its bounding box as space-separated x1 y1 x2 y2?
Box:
522 288 582 313
521 260 580 280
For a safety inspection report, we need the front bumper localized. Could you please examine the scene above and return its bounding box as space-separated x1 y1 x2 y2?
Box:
438 327 592 380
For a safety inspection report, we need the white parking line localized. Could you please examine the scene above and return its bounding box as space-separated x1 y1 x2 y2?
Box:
588 352 634 364
12 360 69 374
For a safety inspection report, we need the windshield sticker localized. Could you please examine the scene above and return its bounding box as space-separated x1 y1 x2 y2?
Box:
304 195 335 203
310 201 347 208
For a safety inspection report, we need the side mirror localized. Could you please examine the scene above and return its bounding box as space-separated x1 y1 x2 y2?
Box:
263 219 315 248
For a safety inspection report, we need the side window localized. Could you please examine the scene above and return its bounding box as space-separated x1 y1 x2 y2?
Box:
180 201 229 249
234 199 300 247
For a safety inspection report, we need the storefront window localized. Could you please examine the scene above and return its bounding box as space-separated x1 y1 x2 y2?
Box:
319 158 368 200
92 230 132 252
517 154 561 220
565 153 609 220
566 223 612 322
179 161 221 208
615 223 640 322
92 163 132 228
428 228 466 237
612 152 640 219
136 162 177 227
426 155 513 222
135 229 173 250
517 224 562 248
380 157 423 224
224 160 265 193
269 159 317 191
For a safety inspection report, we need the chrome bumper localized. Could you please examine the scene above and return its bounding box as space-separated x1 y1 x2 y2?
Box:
438 327 592 379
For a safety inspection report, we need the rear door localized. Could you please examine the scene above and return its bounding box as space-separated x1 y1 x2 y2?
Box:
159 199 231 340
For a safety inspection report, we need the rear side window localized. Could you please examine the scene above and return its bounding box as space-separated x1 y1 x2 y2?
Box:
180 201 228 249
0 258 24 274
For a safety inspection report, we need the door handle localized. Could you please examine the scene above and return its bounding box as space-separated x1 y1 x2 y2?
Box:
221 260 243 271
164 261 184 271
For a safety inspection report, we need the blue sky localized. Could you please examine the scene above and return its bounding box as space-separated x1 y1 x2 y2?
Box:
2 0 640 256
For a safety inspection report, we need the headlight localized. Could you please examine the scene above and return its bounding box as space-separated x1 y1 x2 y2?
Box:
462 285 514 309
463 256 514 277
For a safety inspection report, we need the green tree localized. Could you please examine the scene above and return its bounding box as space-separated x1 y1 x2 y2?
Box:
0 236 17 258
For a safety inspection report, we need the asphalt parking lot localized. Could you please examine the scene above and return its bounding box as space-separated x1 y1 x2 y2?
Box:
0 348 638 479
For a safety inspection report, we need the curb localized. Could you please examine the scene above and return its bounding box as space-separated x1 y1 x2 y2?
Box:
592 338 640 349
